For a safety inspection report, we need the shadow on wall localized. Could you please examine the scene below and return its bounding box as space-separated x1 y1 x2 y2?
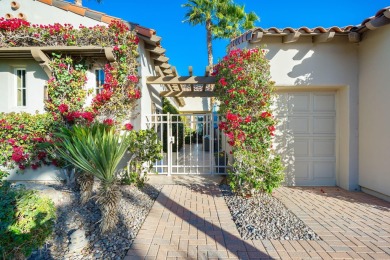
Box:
273 94 295 186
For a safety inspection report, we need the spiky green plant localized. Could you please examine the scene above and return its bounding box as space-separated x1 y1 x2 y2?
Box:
55 123 130 233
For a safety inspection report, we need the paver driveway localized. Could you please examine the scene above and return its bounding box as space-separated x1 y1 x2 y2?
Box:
126 179 390 259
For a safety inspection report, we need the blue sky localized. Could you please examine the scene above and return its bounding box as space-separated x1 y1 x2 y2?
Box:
83 0 389 75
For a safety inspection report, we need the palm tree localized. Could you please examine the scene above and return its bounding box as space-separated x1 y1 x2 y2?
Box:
183 0 258 67
55 123 130 233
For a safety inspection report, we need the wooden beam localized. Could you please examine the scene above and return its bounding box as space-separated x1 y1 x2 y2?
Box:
348 32 361 43
154 62 170 69
104 47 116 62
188 66 193 76
137 34 161 45
155 65 164 77
171 67 183 91
313 31 335 43
283 32 301 43
147 76 216 85
31 48 51 77
150 53 169 63
250 31 263 43
144 44 166 55
163 69 173 74
160 91 217 97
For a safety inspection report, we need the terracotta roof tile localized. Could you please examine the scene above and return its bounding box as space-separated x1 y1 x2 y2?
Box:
230 6 390 47
34 0 155 39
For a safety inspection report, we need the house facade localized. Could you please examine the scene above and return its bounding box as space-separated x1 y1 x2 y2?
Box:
230 7 390 200
0 0 183 181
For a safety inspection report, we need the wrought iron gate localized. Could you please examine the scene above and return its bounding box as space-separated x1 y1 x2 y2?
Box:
145 113 228 175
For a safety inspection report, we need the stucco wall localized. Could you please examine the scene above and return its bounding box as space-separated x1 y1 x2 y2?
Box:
0 0 106 27
358 26 390 199
180 97 211 113
0 60 48 113
239 36 359 191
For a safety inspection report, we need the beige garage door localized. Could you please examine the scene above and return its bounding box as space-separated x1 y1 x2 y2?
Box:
276 92 337 186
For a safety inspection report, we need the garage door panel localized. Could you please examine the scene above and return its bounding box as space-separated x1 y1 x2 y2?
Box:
313 162 335 179
277 91 337 186
294 161 311 179
289 93 310 112
313 94 335 112
292 139 310 156
313 139 335 157
288 117 310 134
313 116 335 134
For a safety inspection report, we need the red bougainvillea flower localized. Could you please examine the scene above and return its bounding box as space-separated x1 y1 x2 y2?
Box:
7 138 16 145
128 75 138 83
268 125 276 136
261 112 272 118
124 123 133 131
58 103 69 113
103 118 114 126
81 112 95 123
218 78 228 87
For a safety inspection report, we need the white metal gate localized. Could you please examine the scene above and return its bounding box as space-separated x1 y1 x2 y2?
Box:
145 113 228 175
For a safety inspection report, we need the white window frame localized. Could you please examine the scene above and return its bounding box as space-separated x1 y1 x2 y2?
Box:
15 68 27 107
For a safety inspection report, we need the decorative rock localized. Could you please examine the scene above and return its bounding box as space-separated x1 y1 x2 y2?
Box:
68 229 88 253
220 184 321 241
29 183 162 260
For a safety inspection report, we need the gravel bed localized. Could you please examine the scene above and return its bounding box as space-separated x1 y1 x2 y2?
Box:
29 183 162 260
220 185 320 240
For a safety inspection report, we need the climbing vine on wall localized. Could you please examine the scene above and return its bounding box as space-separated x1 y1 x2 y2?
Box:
0 18 141 171
214 48 284 194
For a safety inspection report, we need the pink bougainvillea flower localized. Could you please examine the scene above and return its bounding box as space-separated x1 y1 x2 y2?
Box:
7 138 16 145
124 123 133 131
261 112 272 118
103 118 115 126
218 78 228 86
128 75 138 83
58 103 69 113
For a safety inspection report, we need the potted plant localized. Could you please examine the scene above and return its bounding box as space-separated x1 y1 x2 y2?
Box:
214 150 228 173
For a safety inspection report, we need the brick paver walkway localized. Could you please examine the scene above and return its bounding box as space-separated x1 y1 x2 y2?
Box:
126 184 390 259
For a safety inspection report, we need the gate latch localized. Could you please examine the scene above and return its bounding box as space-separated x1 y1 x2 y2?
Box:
169 136 175 144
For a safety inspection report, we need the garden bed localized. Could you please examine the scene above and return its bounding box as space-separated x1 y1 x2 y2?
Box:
29 183 162 260
220 185 320 241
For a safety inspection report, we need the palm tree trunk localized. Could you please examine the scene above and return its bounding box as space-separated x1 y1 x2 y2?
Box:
206 19 213 68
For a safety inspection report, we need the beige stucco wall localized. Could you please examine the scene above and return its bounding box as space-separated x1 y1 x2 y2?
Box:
0 0 106 27
180 97 211 113
238 36 360 191
358 26 390 199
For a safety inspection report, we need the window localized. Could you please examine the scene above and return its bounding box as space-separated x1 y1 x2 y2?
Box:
95 69 105 94
15 69 26 107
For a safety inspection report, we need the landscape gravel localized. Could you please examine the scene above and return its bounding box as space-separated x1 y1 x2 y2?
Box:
28 182 162 260
220 184 320 241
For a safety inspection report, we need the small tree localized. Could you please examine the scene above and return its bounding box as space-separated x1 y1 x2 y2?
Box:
55 123 130 233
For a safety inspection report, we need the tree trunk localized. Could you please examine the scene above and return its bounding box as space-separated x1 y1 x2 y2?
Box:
206 19 213 68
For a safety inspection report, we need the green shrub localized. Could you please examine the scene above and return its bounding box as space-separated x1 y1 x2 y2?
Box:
122 129 162 187
0 182 56 259
0 112 59 171
214 48 285 195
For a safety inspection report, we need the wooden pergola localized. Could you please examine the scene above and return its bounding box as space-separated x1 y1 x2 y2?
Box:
146 65 217 99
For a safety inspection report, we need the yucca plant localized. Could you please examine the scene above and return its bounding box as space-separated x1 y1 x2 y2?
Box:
55 123 130 233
